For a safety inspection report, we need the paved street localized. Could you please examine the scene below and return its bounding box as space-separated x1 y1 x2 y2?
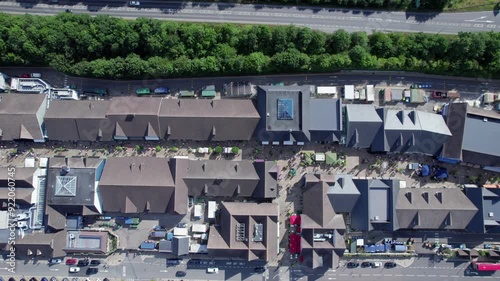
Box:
0 255 268 281
0 0 499 34
1 67 498 100
290 257 500 280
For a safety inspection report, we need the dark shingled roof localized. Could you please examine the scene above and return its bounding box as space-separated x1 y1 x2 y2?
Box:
0 94 46 141
158 99 259 141
180 160 278 199
15 230 67 259
44 100 112 141
45 158 105 230
207 202 278 262
300 174 348 269
0 167 37 206
99 157 180 214
396 188 477 229
106 97 162 140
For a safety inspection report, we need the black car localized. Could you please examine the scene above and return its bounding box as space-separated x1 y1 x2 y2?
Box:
384 262 397 268
77 260 89 267
347 262 359 268
361 262 373 268
254 267 266 273
167 258 182 266
188 259 202 265
86 267 98 275
90 260 101 266
175 271 186 277
9 278 16 281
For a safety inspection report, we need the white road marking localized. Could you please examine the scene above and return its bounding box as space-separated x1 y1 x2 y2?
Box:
122 265 126 277
49 268 59 271
160 270 168 272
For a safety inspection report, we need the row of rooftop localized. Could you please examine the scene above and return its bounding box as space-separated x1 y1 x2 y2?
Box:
0 85 498 169
2 156 500 269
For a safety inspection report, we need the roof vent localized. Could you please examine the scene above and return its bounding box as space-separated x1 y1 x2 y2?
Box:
178 100 181 107
489 212 494 217
266 113 270 117
130 163 136 171
211 100 214 107
60 166 70 176
288 129 292 133
88 103 92 110
484 118 488 122
234 164 238 173
139 163 144 172
202 163 206 172
373 216 379 221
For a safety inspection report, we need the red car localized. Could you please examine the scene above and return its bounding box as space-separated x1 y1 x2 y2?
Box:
21 73 30 78
66 258 77 265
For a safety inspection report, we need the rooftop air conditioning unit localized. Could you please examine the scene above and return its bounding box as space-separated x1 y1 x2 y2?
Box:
489 212 494 217
69 234 75 239
373 216 379 221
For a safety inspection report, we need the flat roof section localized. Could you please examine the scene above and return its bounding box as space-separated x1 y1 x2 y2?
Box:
369 188 389 222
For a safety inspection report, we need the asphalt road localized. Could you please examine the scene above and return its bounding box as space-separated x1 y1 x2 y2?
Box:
291 258 500 281
0 256 268 281
1 67 498 99
0 0 499 34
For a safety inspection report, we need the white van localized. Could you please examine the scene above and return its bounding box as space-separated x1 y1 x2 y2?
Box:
30 73 42 78
207 268 219 274
373 262 382 268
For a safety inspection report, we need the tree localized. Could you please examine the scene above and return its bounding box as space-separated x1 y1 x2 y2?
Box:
214 146 223 154
155 145 162 152
369 32 395 58
327 30 351 54
271 49 310 72
350 31 369 50
231 147 239 154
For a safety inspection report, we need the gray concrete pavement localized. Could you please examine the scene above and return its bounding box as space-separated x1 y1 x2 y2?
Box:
1 67 498 100
0 1 499 34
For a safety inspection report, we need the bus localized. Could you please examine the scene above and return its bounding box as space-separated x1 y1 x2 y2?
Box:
472 262 500 271
136 88 151 96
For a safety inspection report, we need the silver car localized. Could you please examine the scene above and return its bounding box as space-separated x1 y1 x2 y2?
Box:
129 1 140 6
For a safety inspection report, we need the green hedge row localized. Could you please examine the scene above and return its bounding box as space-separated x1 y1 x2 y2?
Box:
0 13 498 79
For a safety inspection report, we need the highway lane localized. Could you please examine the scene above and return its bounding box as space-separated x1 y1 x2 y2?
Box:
1 0 500 34
1 67 498 99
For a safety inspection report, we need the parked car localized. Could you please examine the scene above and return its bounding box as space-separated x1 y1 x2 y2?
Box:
128 1 140 6
50 277 57 281
254 267 266 273
154 87 169 94
361 262 373 268
167 259 181 266
77 260 89 267
207 268 219 274
187 259 201 265
68 267 80 273
175 271 186 277
65 259 77 265
384 262 397 268
347 262 359 268
41 278 48 281
465 269 479 276
89 260 101 266
21 73 30 78
373 262 382 268
48 258 62 265
30 73 42 78
17 221 28 230
86 267 98 275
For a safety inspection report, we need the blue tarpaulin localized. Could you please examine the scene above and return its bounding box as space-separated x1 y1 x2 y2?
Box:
394 245 406 252
140 242 156 250
421 165 431 177
364 245 376 253
434 168 448 179
167 232 174 241
365 244 386 253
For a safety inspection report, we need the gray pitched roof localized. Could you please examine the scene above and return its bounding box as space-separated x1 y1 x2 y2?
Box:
106 97 161 139
372 109 451 155
310 99 342 131
462 115 500 166
396 188 477 229
158 99 259 141
328 174 360 213
441 103 467 160
207 202 278 262
44 100 111 141
0 94 46 141
99 157 178 214
15 230 67 259
345 104 383 148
